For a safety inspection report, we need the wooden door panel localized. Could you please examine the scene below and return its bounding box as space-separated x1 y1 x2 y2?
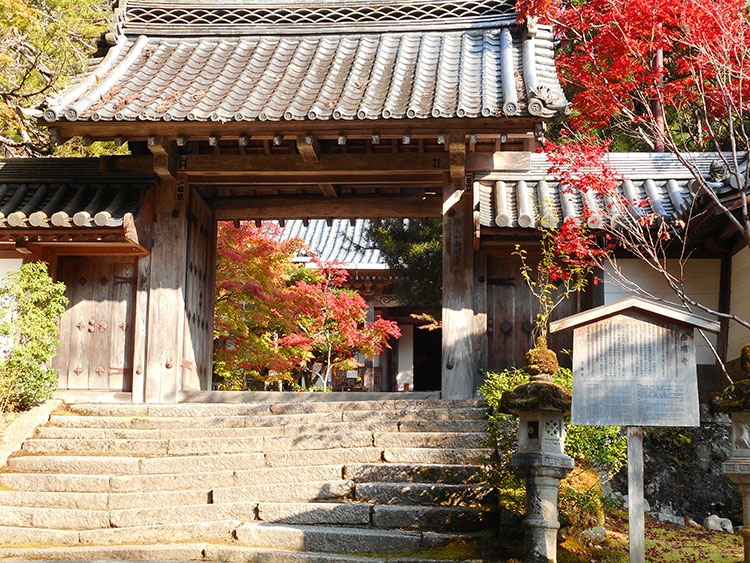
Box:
54 258 136 392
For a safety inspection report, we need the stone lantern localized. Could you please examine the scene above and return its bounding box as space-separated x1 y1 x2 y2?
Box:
720 344 750 562
501 339 574 563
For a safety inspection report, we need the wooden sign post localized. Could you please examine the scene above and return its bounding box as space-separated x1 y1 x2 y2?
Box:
550 297 720 563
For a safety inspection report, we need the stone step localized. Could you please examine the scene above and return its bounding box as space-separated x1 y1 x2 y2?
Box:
397 419 487 433
77 519 239 545
48 407 485 430
0 525 79 546
109 501 257 528
234 522 457 554
257 502 371 526
0 505 110 530
344 463 483 485
373 431 485 449
36 421 401 439
354 482 496 507
372 504 497 532
383 447 491 465
0 466 348 494
0 489 110 510
64 399 483 418
212 480 354 504
0 543 463 562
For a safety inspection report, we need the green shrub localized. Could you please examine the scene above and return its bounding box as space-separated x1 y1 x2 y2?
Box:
479 367 628 519
0 262 68 412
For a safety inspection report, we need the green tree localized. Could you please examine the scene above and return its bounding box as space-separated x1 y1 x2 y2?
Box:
362 219 442 314
0 262 68 412
0 0 117 156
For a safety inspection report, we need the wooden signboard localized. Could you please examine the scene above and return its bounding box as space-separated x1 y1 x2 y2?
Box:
551 297 720 563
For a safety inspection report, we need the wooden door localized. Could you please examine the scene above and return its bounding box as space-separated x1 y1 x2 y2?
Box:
486 255 581 373
53 258 136 391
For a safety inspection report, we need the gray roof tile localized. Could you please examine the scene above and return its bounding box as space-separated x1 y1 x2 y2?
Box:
44 22 567 123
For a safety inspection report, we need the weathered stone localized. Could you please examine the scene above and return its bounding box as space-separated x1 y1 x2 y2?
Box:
0 506 109 530
372 504 493 532
354 482 495 506
147 403 271 417
6 455 140 475
0 490 108 510
213 480 353 503
0 472 110 493
269 401 394 415
0 400 61 468
382 447 490 465
139 453 265 474
265 447 382 467
374 431 484 449
0 543 208 561
393 399 482 410
344 463 482 485
251 412 336 426
167 436 264 455
234 523 423 553
0 526 79 547
68 404 149 416
48 415 136 428
23 437 169 456
234 465 343 487
131 415 248 429
204 544 382 563
580 526 607 543
78 519 239 545
109 470 234 492
109 502 256 527
397 420 486 433
107 489 209 509
262 432 373 452
703 514 734 532
35 426 163 440
258 502 371 525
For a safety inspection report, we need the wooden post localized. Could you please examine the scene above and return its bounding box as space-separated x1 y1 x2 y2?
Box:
131 255 150 403
627 426 645 563
144 178 189 403
441 139 476 399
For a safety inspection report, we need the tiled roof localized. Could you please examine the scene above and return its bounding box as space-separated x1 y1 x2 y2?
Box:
43 3 567 123
0 159 151 229
277 219 387 269
477 152 732 229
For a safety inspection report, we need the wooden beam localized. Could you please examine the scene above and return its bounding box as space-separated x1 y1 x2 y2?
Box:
187 174 440 186
466 151 532 172
318 183 338 199
182 153 449 176
212 195 442 220
147 136 178 182
449 133 466 185
297 135 320 162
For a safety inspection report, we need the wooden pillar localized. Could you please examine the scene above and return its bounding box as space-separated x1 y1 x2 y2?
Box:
441 133 476 399
144 177 190 403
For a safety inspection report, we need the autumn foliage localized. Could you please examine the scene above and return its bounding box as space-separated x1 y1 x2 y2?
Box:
214 221 400 391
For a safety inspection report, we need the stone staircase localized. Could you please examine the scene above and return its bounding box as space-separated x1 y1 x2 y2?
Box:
0 399 497 562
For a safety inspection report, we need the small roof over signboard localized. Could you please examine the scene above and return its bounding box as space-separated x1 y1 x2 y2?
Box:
549 296 721 334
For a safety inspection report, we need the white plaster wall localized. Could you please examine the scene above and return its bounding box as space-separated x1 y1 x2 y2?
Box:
396 324 414 391
604 259 721 364
0 259 23 361
729 247 750 361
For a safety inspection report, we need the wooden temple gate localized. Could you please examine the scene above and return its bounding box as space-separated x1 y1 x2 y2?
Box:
1 0 577 401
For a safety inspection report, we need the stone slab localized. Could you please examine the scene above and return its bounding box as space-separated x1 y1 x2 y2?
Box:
261 432 373 452
78 519 239 545
0 526 80 547
47 415 139 428
234 523 423 553
68 404 149 416
213 481 353 503
233 465 343 487
0 472 111 493
354 482 495 506
138 453 265 474
344 463 482 485
372 504 494 532
5 455 141 475
0 399 61 469
397 420 487 433
0 490 108 510
265 447 382 467
257 502 371 525
107 489 210 509
0 506 109 530
382 447 490 465
374 432 485 449
109 470 234 492
179 391 439 403
0 543 208 561
147 404 272 417
204 544 385 562
109 502 257 527
167 437 264 455
22 437 169 456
